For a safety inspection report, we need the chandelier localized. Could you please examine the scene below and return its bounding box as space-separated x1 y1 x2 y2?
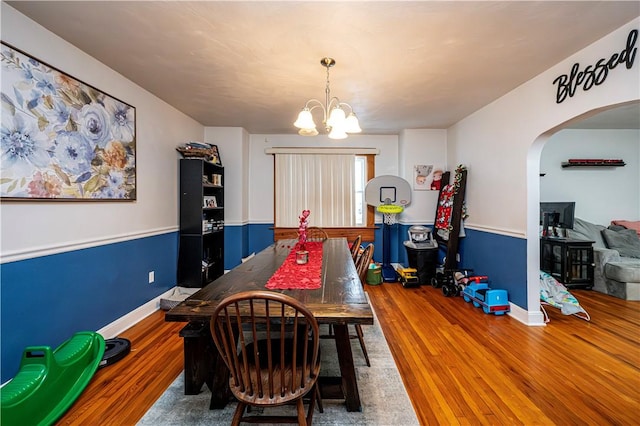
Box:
293 57 362 139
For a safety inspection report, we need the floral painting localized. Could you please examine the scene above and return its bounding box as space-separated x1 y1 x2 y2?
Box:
0 43 136 200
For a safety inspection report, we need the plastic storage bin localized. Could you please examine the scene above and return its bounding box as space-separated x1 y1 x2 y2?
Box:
404 241 438 285
366 264 383 285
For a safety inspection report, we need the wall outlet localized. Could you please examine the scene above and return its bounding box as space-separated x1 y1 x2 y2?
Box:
148 271 155 284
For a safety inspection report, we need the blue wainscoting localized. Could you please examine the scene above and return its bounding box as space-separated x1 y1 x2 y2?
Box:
224 223 274 270
393 224 527 309
0 232 178 383
457 228 527 308
226 222 527 308
248 223 276 256
224 225 243 270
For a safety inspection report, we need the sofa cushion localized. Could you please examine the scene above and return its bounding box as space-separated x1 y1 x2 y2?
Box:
601 228 640 259
568 218 607 248
605 261 640 283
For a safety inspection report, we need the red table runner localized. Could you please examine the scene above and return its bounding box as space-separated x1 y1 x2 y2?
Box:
266 242 323 290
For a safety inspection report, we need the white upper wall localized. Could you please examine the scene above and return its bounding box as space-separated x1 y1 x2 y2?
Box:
204 127 250 226
541 129 640 225
448 19 640 237
1 5 204 260
399 129 447 224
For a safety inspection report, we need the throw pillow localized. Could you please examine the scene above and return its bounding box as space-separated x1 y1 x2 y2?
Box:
601 228 640 259
568 218 607 248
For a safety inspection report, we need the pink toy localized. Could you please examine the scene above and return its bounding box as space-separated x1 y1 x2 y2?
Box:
298 209 310 249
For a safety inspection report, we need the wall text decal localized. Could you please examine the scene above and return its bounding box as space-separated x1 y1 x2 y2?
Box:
553 29 637 104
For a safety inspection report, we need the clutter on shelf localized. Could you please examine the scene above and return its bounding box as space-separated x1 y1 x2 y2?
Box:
176 141 220 164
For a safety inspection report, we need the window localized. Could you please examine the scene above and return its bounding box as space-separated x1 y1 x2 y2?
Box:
275 153 355 227
275 153 374 228
269 148 376 241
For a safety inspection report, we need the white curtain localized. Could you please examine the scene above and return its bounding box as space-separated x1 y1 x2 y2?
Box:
275 154 355 227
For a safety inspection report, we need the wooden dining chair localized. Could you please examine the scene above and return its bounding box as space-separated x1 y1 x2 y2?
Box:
210 290 322 426
305 227 328 242
350 235 362 261
352 243 374 366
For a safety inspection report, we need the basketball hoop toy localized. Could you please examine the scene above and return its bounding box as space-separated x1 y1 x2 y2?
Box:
365 176 412 282
377 203 404 225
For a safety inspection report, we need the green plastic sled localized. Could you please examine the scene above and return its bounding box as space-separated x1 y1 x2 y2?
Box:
1 331 106 426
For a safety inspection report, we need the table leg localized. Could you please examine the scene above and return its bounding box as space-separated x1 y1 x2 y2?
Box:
209 351 230 409
179 322 214 395
332 323 362 412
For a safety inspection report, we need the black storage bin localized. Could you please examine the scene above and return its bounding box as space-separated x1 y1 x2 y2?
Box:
404 242 438 285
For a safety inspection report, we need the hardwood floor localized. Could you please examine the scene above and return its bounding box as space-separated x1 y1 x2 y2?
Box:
368 285 639 425
56 284 639 425
55 310 185 425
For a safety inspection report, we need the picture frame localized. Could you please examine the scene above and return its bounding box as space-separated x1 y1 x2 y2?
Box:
203 196 217 208
414 165 445 191
210 145 222 166
0 42 136 200
414 165 433 190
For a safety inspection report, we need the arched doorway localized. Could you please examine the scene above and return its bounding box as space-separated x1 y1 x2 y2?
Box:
527 101 640 324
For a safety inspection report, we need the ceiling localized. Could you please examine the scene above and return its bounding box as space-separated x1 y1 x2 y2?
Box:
7 1 640 134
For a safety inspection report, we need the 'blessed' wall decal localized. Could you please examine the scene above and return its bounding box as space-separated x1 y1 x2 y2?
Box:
553 29 637 104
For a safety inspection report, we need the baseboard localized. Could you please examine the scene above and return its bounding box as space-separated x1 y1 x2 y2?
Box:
508 303 546 326
97 287 176 339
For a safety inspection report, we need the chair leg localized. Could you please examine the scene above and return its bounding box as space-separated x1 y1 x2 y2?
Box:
355 324 371 367
306 383 318 425
231 401 246 426
315 383 324 413
297 397 307 425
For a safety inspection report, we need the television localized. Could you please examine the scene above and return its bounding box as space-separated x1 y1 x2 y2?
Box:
540 202 576 230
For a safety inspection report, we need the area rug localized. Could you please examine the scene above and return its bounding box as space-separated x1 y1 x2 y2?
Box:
138 306 419 425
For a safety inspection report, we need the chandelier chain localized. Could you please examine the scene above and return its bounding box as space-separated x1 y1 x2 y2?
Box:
325 64 332 126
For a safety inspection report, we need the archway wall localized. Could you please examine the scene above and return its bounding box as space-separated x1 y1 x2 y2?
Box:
447 19 639 325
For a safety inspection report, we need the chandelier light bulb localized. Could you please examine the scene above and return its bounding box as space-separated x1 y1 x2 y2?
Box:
294 108 316 129
328 126 348 139
344 113 362 133
298 127 319 136
327 107 346 128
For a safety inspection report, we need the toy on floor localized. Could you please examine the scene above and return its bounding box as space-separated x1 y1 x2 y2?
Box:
364 175 412 282
397 266 419 288
0 331 105 425
463 280 510 315
432 268 475 297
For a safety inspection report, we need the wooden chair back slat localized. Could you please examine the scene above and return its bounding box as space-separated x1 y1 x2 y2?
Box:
355 243 374 285
306 227 328 242
350 235 362 261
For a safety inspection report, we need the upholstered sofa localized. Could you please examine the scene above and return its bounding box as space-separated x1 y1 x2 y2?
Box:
566 218 640 300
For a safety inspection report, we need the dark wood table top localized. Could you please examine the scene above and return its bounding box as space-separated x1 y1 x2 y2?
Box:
165 238 374 325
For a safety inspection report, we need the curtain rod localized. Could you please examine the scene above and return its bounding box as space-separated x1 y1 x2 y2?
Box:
265 147 379 155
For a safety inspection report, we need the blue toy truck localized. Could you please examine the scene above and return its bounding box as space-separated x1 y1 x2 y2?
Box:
463 281 510 315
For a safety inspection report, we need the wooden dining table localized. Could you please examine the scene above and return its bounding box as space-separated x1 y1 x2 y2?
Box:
165 237 374 412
